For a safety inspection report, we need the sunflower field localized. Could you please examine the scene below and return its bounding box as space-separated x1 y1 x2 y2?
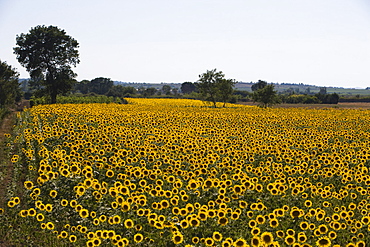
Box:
1 98 370 247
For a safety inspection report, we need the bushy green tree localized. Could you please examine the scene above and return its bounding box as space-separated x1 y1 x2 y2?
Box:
251 80 267 91
14 25 79 103
217 78 236 107
74 80 90 94
107 85 136 97
89 77 114 95
162 85 172 95
252 82 280 107
196 69 236 107
0 60 21 106
181 82 197 94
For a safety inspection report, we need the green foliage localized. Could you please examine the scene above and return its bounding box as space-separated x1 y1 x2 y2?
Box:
107 85 137 97
82 77 114 95
181 82 197 94
339 95 370 102
233 90 250 102
196 69 236 107
0 60 21 106
30 95 127 106
283 94 321 104
138 87 157 97
251 80 267 92
13 25 79 104
162 85 172 95
315 92 339 104
0 107 9 122
252 83 280 107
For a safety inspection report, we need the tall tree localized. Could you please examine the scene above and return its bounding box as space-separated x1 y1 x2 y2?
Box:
14 25 79 103
181 82 197 94
89 77 114 95
0 60 21 106
107 85 136 97
251 80 268 91
217 78 237 107
252 83 280 107
162 85 172 95
196 69 235 107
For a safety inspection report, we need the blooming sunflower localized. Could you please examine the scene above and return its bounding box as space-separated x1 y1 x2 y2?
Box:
261 232 274 245
316 236 331 247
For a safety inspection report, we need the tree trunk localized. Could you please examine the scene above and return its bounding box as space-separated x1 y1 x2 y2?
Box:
50 91 57 104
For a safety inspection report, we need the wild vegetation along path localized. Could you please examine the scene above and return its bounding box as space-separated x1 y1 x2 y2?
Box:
0 100 29 208
0 111 17 206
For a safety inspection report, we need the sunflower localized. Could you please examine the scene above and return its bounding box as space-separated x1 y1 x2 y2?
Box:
60 231 68 238
189 218 200 227
318 224 328 234
205 237 214 246
286 229 295 236
256 215 266 224
222 240 232 247
285 235 296 245
19 210 28 217
328 231 337 240
121 202 130 212
261 232 274 245
36 213 45 222
234 238 247 247
180 219 189 229
172 233 184 244
7 201 15 208
69 235 77 242
290 208 301 218
92 238 101 246
269 218 279 228
28 208 36 217
124 219 134 228
106 169 114 178
251 236 260 247
24 181 34 190
60 199 68 207
212 231 223 242
45 204 53 212
79 209 89 218
251 227 261 236
231 212 240 220
356 241 366 247
69 200 77 208
134 233 144 243
46 222 54 230
316 236 331 247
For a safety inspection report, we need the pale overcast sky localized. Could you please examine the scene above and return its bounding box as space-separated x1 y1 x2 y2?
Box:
1 0 370 88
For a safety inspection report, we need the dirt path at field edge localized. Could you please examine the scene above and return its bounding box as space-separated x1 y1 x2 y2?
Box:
0 100 29 208
0 111 17 209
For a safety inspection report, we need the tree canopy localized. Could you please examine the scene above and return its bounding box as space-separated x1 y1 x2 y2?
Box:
251 80 267 91
181 82 197 94
0 60 21 106
196 69 236 107
13 25 79 103
252 81 280 107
